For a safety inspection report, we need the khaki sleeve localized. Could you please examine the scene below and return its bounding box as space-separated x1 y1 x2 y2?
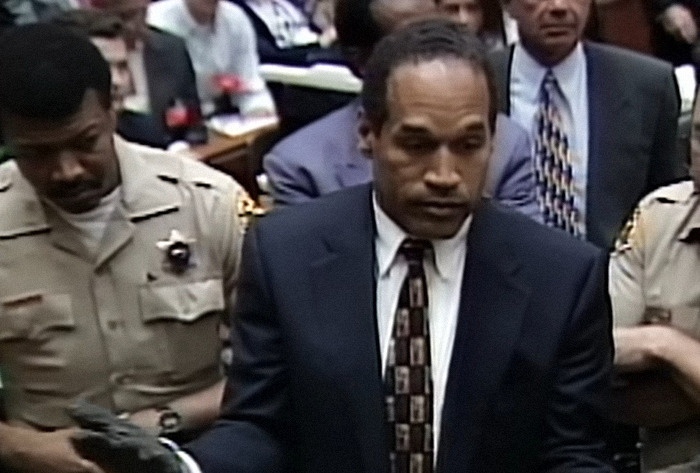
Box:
609 206 647 328
213 181 247 371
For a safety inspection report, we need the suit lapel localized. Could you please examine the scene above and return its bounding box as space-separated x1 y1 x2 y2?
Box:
309 185 388 473
585 43 633 246
436 203 531 472
490 46 514 115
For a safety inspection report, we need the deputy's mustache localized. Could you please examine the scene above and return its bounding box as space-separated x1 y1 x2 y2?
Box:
46 179 101 199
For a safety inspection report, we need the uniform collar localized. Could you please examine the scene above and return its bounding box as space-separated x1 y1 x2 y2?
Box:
114 135 183 220
677 189 700 243
373 193 471 281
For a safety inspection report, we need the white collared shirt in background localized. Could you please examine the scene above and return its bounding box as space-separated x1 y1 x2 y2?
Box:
147 0 276 116
502 9 519 45
509 42 589 237
374 194 470 455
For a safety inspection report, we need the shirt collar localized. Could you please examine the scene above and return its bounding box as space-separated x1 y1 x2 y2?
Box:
373 193 471 280
677 190 700 242
512 41 585 104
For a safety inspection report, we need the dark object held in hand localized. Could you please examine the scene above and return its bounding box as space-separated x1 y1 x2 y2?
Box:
69 400 184 473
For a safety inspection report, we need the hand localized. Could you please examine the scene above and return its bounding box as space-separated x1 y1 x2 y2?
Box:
0 427 106 473
69 401 183 473
126 408 161 437
613 325 673 373
660 4 698 43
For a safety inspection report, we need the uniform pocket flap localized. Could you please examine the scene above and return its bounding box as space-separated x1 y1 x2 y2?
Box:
0 293 74 340
139 279 225 323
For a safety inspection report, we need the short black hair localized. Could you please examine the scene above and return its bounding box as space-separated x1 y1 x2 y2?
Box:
362 18 498 133
51 8 125 40
0 23 111 120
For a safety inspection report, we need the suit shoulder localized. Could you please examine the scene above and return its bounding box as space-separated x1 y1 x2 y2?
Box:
587 42 673 76
267 103 357 162
273 104 356 151
258 185 369 235
485 202 602 265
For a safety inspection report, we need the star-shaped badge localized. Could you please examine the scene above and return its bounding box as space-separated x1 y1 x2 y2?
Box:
156 230 196 273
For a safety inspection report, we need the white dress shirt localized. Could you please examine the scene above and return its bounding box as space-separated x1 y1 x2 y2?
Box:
509 42 589 236
374 195 470 454
147 0 275 116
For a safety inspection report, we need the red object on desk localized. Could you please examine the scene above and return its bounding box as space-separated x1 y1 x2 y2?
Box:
212 74 248 94
165 100 190 128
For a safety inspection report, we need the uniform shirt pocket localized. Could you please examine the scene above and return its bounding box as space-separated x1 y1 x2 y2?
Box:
138 279 225 379
0 293 75 341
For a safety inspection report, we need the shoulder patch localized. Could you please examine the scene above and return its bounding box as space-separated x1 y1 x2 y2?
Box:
647 180 695 205
236 191 266 232
614 206 642 254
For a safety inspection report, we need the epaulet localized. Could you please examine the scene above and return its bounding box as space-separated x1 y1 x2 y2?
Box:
174 153 266 229
613 181 695 254
644 180 695 206
613 205 641 254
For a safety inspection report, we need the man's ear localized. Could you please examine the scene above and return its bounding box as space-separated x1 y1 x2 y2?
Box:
357 109 376 159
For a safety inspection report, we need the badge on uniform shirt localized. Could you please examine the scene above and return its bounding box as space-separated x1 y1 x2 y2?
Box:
614 206 641 255
156 230 196 273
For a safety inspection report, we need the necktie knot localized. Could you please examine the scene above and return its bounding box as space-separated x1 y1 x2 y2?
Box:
399 239 432 265
542 69 557 92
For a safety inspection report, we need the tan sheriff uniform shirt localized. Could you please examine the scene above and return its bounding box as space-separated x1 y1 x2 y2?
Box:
610 180 700 472
0 136 245 429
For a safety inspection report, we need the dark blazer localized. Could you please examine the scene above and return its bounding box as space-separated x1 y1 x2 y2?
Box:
490 42 686 249
186 184 614 473
117 28 205 148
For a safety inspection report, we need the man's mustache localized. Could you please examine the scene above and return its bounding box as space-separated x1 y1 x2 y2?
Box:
46 179 101 199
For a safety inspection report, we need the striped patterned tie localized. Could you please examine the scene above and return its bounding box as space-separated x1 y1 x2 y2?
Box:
535 69 581 237
385 239 434 473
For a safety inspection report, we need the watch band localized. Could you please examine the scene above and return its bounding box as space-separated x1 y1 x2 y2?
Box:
156 405 182 435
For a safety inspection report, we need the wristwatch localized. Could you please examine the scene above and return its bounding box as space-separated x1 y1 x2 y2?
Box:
156 405 182 436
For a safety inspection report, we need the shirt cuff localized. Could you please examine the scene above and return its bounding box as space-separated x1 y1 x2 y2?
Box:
158 437 203 473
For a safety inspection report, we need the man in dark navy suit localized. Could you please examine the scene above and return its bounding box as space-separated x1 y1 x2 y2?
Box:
71 19 615 473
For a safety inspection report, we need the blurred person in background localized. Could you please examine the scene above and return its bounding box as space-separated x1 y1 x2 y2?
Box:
436 0 507 51
90 0 207 148
651 0 699 66
231 0 340 66
147 0 276 117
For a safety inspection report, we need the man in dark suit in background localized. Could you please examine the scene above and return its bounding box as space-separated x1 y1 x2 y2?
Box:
92 0 206 148
492 0 686 249
70 19 614 473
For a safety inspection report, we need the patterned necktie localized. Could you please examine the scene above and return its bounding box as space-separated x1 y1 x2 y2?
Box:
534 70 581 238
385 239 434 473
